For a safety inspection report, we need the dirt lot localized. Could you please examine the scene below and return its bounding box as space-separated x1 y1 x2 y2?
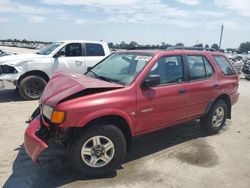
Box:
0 73 250 187
0 46 37 54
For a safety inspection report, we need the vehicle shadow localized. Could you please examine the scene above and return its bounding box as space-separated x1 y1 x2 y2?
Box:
0 88 23 103
3 121 209 188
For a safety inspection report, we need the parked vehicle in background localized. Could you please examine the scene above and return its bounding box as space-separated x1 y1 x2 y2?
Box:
230 59 244 75
242 61 250 80
0 40 110 100
24 48 239 177
0 49 16 57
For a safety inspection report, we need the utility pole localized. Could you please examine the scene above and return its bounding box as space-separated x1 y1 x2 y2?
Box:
219 25 224 49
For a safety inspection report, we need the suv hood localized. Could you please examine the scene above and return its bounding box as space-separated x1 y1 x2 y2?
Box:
0 53 45 65
40 72 124 107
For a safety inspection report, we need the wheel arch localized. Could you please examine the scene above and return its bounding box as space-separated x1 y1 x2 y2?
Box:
68 115 133 151
17 70 50 87
205 94 232 119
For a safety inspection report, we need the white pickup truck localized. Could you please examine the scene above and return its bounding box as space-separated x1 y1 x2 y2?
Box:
0 40 110 100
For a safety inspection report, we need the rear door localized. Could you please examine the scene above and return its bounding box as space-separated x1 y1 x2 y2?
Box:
136 55 189 133
185 55 218 118
52 43 85 74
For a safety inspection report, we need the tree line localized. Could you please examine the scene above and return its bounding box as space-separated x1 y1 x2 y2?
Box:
0 39 50 44
108 41 221 51
1 39 250 53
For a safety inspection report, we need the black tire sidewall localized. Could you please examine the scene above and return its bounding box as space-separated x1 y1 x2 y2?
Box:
202 100 228 134
19 76 47 100
68 124 126 177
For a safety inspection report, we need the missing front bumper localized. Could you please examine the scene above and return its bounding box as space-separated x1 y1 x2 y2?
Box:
24 115 48 162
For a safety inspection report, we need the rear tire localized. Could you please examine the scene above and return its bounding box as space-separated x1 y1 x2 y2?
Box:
201 100 228 134
68 124 126 177
19 75 47 100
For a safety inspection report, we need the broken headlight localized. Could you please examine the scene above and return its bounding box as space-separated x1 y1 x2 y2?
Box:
0 65 18 74
41 105 54 120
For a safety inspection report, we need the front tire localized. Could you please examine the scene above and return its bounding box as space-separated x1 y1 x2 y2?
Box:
68 124 126 177
201 100 228 134
19 75 47 100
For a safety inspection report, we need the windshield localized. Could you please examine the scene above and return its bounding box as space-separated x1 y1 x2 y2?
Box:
37 42 62 55
86 52 153 85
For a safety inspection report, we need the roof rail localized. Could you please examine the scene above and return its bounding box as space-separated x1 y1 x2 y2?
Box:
127 46 161 50
167 46 217 52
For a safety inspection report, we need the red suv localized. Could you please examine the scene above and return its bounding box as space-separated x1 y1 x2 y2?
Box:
24 49 239 176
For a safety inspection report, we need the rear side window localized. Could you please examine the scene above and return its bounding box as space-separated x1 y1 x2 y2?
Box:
85 43 105 56
204 58 214 78
187 56 214 81
214 56 236 75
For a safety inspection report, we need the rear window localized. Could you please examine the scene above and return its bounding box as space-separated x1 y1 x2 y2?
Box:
214 56 236 75
85 43 105 56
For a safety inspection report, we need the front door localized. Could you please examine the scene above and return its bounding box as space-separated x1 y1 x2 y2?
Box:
136 55 189 133
52 43 85 74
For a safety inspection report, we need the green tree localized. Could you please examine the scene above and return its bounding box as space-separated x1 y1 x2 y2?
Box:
194 43 203 48
128 41 138 48
211 44 219 50
238 42 250 53
205 44 210 48
108 42 115 49
175 42 184 47
120 41 128 49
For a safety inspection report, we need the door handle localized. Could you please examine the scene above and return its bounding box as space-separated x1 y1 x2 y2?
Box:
213 84 220 89
179 88 187 94
75 61 83 66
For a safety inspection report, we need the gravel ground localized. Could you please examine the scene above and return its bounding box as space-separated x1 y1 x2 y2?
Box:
0 46 37 54
0 80 250 188
0 48 250 188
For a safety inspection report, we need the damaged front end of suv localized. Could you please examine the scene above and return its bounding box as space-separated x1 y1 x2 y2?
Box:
24 71 127 162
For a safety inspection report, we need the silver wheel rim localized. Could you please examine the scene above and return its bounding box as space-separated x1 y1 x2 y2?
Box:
212 107 224 128
81 136 115 168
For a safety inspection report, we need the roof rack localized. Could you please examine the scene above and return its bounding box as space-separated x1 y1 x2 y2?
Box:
167 46 217 52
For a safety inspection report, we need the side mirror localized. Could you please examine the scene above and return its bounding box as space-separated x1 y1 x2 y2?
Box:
53 51 65 58
142 75 161 88
87 67 93 72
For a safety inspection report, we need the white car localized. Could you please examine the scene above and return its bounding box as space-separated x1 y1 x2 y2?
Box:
0 40 110 100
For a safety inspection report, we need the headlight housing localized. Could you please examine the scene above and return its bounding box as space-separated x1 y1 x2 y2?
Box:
41 105 65 124
42 105 53 120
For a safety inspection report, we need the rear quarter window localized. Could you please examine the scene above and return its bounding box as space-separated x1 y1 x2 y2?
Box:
213 56 236 75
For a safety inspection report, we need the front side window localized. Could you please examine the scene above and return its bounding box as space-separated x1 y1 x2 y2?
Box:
86 53 153 85
214 56 236 75
148 56 184 85
58 43 82 57
85 43 105 56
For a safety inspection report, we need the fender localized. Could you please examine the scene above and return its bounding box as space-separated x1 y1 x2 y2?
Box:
76 108 135 133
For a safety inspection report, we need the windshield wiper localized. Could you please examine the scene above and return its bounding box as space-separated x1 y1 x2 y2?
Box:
88 71 124 85
99 76 124 85
88 70 101 79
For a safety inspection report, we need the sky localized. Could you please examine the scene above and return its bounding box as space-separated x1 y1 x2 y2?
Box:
0 0 250 48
